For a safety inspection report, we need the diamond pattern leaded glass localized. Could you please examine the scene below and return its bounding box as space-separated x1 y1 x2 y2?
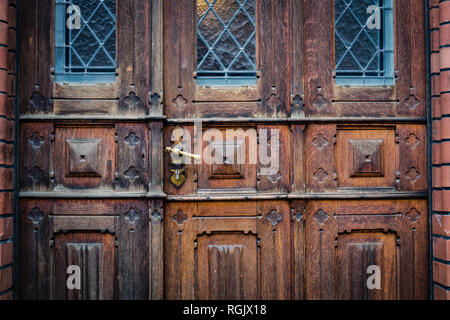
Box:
55 0 116 82
334 0 394 85
196 0 257 85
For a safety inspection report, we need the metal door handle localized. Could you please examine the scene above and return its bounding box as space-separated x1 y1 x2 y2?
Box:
166 146 201 161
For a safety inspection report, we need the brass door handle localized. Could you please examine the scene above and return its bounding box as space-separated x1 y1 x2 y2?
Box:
165 147 201 161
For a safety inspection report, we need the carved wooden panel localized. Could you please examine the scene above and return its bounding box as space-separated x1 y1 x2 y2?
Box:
396 124 427 191
54 233 115 300
116 201 149 299
256 125 290 193
19 0 53 114
20 123 53 191
163 0 289 119
198 127 257 191
209 141 245 179
336 128 396 188
18 200 53 299
305 124 337 192
115 123 149 192
290 125 306 193
303 0 426 118
305 200 429 300
349 140 384 177
54 126 115 189
336 232 397 300
291 200 306 300
66 139 102 177
196 233 257 300
164 201 291 300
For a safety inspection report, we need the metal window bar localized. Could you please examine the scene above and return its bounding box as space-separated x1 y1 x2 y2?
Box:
334 0 394 86
55 0 116 83
196 0 257 86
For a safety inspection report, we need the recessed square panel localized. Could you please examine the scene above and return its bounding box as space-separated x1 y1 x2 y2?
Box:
198 127 257 191
67 139 102 177
210 140 245 179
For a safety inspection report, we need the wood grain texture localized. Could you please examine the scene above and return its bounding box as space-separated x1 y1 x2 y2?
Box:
396 124 428 191
303 0 426 118
149 0 164 116
20 122 53 192
18 0 53 114
54 125 116 190
305 200 428 300
18 200 53 299
305 124 337 192
257 125 290 193
164 201 291 300
17 0 429 301
336 127 396 188
115 123 149 192
258 0 289 118
163 0 195 119
289 0 304 118
149 199 164 300
290 125 305 193
116 0 150 115
116 201 149 300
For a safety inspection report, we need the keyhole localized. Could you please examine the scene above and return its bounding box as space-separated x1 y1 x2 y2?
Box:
365 154 371 162
80 155 86 161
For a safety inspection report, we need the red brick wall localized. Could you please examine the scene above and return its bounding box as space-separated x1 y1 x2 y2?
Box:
431 0 450 300
0 0 15 301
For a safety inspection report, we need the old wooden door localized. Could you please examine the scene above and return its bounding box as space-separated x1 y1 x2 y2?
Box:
18 0 162 300
162 0 429 300
18 0 429 300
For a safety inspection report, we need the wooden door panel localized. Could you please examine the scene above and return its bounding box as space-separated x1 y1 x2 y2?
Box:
198 127 258 191
305 124 428 193
336 232 397 300
18 199 150 300
54 125 116 189
164 201 291 300
336 128 396 189
303 200 428 300
54 232 115 300
20 123 53 192
196 233 258 300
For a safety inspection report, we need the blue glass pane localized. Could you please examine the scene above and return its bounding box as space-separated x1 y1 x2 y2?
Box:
335 0 394 86
196 0 257 85
55 0 116 82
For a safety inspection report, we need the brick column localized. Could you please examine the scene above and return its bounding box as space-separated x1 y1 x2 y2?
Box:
431 0 450 300
0 0 15 300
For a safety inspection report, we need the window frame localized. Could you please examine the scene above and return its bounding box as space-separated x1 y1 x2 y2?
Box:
164 0 290 119
303 0 426 118
18 0 155 117
195 0 258 87
54 0 117 83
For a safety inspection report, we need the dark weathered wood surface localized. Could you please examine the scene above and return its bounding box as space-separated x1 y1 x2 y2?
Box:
18 0 429 300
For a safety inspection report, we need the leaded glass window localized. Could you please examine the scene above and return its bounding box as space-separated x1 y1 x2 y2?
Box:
196 0 257 86
55 0 116 82
334 0 394 86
